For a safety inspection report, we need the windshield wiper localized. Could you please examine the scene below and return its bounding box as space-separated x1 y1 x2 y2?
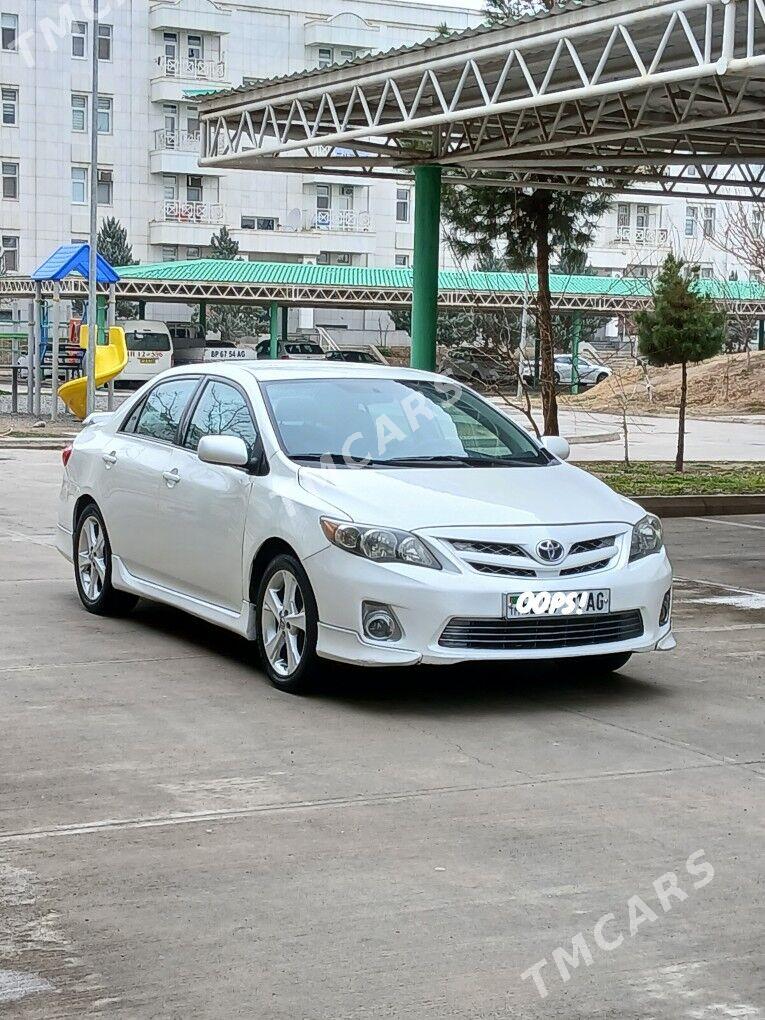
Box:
369 454 536 467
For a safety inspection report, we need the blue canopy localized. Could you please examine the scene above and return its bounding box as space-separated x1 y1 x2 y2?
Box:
32 244 120 284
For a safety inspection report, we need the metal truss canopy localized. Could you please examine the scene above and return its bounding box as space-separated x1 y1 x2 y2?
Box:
3 266 765 317
199 0 765 200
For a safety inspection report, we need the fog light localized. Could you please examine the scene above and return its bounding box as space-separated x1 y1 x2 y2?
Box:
362 601 402 642
659 588 672 626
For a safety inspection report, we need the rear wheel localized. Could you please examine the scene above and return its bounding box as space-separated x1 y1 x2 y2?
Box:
255 554 320 693
596 372 609 383
73 503 138 616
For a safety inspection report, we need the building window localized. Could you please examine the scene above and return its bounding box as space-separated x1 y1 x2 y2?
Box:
242 76 262 87
1 86 17 125
71 94 88 132
72 20 87 57
1 234 18 272
1 13 18 51
685 205 698 238
616 203 630 229
97 96 112 134
161 245 178 262
335 252 351 265
2 160 18 199
97 24 112 61
317 47 333 68
699 266 713 279
316 183 330 212
187 34 203 60
186 246 202 259
97 168 113 205
162 175 177 201
394 254 409 267
186 175 203 202
241 216 256 229
339 48 355 62
396 188 410 223
635 204 650 230
71 166 88 204
257 217 276 230
703 206 715 239
186 106 199 135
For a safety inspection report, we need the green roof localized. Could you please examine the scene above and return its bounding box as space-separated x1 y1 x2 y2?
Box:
116 259 765 300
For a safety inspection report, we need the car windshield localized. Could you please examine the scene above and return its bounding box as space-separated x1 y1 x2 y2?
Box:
261 377 551 468
126 331 171 352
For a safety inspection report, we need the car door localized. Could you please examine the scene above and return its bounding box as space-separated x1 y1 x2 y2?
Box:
154 377 259 611
98 375 200 583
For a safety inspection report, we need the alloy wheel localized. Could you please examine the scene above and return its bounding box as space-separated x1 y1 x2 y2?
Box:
77 515 106 602
260 569 307 677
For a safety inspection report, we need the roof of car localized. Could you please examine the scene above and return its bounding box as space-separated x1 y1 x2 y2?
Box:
164 360 438 383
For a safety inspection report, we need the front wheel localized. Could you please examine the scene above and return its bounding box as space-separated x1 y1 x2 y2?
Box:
596 372 608 384
74 503 138 616
255 554 320 693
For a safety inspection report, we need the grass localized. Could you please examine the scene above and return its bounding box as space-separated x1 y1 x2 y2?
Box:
585 461 765 496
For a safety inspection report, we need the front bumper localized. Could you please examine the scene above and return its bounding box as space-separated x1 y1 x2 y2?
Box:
307 544 673 667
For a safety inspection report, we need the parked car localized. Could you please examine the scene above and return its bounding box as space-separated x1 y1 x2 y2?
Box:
58 362 673 692
116 320 173 388
522 355 613 387
325 349 387 365
255 339 325 360
438 347 506 385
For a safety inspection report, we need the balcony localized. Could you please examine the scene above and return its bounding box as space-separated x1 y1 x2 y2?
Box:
149 3 231 36
150 129 216 175
161 200 224 224
155 129 200 152
150 56 229 103
612 225 670 247
306 209 372 232
150 200 225 246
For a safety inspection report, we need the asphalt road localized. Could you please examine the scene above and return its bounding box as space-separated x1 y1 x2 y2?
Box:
0 450 763 1019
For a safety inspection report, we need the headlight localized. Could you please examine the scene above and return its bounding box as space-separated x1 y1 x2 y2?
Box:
629 514 663 562
321 518 441 569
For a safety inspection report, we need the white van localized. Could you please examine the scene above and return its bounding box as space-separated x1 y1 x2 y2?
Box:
117 320 173 387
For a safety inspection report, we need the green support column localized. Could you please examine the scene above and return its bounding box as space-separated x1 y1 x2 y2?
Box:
410 165 442 371
199 301 207 338
269 302 279 359
571 312 582 395
138 300 146 319
281 306 289 344
758 318 764 352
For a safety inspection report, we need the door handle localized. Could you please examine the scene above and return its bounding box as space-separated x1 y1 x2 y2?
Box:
102 451 117 467
162 469 180 486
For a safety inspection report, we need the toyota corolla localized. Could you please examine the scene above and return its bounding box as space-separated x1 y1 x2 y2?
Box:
57 362 674 692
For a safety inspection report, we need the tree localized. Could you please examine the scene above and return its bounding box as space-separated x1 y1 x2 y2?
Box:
635 254 726 472
440 0 610 436
202 226 267 342
97 217 136 268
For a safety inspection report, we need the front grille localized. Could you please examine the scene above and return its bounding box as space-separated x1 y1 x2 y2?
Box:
439 610 644 650
448 539 528 558
560 557 612 576
569 535 617 555
469 561 537 578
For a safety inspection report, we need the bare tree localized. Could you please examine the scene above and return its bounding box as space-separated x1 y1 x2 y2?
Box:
716 204 765 280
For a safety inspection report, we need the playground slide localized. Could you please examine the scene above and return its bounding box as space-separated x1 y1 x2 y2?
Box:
58 326 128 420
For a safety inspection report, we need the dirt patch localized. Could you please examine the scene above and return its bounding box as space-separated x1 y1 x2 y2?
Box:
562 350 765 415
0 414 80 439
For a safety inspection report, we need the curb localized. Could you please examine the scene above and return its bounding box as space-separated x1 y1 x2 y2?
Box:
567 430 621 445
0 438 75 449
630 494 765 517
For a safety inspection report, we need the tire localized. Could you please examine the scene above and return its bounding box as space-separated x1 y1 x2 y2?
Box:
596 373 608 384
73 503 139 616
574 652 632 674
255 553 320 693
553 371 561 385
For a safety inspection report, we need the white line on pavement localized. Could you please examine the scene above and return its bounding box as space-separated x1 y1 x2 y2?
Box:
689 517 765 532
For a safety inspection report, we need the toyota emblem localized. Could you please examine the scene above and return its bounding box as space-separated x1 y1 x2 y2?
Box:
536 539 564 562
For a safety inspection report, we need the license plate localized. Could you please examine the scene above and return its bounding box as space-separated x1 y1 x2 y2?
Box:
505 589 611 618
204 348 248 360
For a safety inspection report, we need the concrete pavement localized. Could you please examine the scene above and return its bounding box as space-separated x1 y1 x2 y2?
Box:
0 451 763 1018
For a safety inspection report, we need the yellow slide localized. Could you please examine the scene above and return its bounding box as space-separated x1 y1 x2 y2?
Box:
58 326 128 420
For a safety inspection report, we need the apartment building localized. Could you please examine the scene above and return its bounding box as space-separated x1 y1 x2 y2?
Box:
0 0 756 340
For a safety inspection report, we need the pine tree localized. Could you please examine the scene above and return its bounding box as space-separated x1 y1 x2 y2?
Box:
635 255 726 471
97 217 136 269
203 226 267 341
440 0 609 435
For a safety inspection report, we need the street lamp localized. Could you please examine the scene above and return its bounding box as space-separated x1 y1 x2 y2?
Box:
85 0 100 416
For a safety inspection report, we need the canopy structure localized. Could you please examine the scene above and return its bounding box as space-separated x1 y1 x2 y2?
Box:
196 0 765 370
198 0 765 200
31 244 120 285
3 259 765 316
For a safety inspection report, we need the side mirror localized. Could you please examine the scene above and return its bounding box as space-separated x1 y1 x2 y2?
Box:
197 434 249 467
541 435 571 461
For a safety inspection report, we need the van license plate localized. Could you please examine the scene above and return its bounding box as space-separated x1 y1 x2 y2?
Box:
505 589 611 618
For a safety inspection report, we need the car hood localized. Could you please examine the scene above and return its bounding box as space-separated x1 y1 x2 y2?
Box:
298 462 642 529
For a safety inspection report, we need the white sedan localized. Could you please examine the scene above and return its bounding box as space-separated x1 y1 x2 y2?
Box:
57 362 674 692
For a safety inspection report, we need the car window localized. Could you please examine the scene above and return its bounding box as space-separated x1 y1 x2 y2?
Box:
126 330 171 352
132 377 199 443
183 379 258 456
